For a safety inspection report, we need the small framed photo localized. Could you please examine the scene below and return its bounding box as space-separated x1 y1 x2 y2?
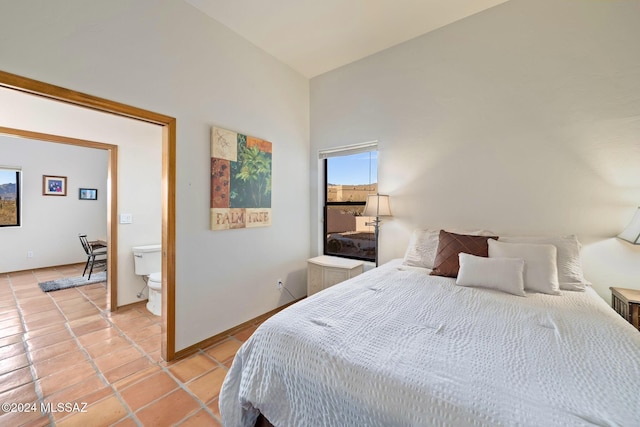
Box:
79 188 98 200
42 175 67 196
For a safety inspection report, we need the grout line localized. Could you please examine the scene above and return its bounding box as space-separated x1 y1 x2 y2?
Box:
66 272 173 426
4 263 257 426
5 269 54 426
157 354 223 424
43 274 117 425
11 264 124 426
51 280 152 426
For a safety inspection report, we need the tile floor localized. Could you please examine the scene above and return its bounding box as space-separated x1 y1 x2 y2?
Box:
0 264 261 426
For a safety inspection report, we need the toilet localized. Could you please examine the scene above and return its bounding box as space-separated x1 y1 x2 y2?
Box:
132 244 162 316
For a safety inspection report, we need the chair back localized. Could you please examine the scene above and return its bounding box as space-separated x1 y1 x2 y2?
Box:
78 234 92 255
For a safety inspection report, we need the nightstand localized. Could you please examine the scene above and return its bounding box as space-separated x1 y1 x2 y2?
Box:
307 256 364 296
610 287 640 331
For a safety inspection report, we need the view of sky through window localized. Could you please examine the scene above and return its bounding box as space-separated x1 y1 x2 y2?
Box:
0 170 15 185
327 152 377 185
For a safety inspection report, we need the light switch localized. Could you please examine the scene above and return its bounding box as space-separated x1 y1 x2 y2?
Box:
119 213 133 224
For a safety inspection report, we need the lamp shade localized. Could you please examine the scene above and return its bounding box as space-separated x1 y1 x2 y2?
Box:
363 194 392 217
618 207 640 244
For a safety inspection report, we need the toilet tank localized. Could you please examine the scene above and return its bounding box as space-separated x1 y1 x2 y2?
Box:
132 244 162 276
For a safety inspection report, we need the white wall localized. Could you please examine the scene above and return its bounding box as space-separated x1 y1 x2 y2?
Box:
0 135 107 272
0 88 163 307
0 0 310 351
310 0 640 300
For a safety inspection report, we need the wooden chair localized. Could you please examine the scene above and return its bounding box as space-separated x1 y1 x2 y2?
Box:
78 234 107 279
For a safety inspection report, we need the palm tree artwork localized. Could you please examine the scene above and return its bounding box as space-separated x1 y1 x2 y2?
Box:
211 126 272 230
230 135 272 209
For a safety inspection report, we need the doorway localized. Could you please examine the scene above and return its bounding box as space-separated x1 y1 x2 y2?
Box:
0 127 116 304
0 70 177 361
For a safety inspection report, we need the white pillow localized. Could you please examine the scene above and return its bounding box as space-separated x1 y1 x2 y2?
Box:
403 228 495 269
499 235 588 291
456 253 526 297
488 240 560 295
403 229 440 268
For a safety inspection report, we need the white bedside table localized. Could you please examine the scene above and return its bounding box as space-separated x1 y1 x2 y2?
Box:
307 255 364 296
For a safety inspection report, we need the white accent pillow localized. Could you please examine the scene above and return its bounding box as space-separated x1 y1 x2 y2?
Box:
499 235 589 291
403 228 495 269
403 229 440 269
488 240 560 295
456 253 526 297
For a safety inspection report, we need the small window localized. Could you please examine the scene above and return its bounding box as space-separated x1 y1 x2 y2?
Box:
324 150 377 262
0 167 21 227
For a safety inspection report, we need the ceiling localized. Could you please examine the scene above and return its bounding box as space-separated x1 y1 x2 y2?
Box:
184 0 510 78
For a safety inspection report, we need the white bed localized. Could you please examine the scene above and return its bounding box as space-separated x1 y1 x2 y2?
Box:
220 259 640 426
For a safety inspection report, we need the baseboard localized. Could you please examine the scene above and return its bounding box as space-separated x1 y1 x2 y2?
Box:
116 299 147 311
174 298 304 360
2 261 85 275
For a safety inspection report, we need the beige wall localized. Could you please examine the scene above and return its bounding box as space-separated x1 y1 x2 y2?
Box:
0 135 108 273
0 0 310 351
310 0 640 300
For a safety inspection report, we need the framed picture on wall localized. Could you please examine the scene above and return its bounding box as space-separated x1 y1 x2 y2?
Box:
79 188 98 200
42 175 67 196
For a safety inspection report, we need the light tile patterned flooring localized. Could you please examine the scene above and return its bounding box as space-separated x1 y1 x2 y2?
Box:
0 264 260 426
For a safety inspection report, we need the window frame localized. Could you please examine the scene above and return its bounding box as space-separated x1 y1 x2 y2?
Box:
0 168 21 228
322 153 376 263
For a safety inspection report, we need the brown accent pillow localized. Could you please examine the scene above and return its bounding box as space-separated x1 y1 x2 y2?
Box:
430 230 498 278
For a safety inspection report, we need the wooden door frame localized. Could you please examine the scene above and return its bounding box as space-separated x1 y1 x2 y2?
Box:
0 70 177 361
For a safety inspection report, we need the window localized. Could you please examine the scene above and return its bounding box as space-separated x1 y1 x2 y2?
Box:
0 167 21 227
323 147 377 262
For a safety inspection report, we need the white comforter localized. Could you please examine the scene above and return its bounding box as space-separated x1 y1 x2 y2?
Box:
220 260 640 427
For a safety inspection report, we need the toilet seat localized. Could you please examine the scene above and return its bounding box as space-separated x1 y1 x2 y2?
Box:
146 272 162 316
148 272 162 289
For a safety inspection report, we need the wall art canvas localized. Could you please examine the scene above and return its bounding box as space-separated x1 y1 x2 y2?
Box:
79 188 98 200
43 175 67 196
211 126 272 230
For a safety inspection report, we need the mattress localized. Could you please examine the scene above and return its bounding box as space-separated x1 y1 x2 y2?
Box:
220 259 640 426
